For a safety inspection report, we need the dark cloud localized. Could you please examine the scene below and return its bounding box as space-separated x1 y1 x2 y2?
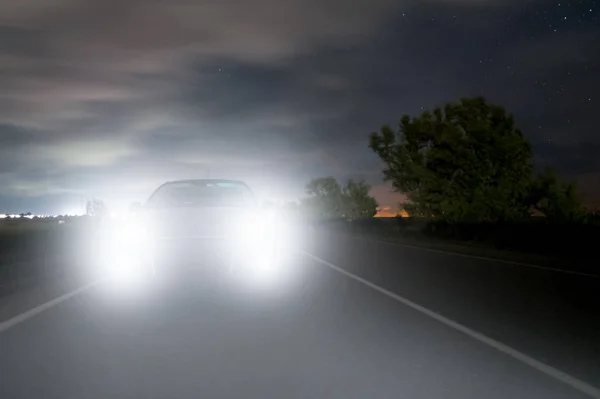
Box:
0 0 598 212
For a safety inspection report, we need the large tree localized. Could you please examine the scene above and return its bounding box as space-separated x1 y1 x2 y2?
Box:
302 177 377 220
342 179 378 219
369 97 534 222
86 198 107 218
303 177 345 219
529 168 585 223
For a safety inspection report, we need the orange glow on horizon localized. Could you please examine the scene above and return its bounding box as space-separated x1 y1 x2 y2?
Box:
374 206 409 218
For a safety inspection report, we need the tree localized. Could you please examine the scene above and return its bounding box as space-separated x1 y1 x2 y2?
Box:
86 198 107 218
303 177 344 219
529 168 585 222
302 177 378 220
86 200 94 216
369 97 534 222
342 179 378 219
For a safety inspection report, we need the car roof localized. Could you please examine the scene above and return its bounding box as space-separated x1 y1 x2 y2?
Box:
162 178 248 186
146 179 256 204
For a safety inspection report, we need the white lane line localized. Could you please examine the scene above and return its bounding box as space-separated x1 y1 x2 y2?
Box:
302 250 600 399
0 280 101 333
350 236 600 279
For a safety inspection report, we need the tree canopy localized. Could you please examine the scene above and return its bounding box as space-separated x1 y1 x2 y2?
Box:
528 168 585 222
302 177 377 220
342 179 378 219
86 198 107 217
369 97 538 222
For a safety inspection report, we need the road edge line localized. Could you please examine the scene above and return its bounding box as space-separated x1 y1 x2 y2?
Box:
0 280 101 333
350 236 600 278
301 250 600 399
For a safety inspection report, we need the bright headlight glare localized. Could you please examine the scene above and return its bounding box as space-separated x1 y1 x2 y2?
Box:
96 216 153 285
116 219 148 245
235 211 293 275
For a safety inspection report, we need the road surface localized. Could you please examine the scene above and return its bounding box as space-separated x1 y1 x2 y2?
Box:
1 231 599 398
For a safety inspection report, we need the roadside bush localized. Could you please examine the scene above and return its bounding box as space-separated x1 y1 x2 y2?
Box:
316 217 600 259
423 219 600 257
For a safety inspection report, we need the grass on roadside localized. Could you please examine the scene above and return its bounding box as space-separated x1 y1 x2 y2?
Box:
319 217 600 274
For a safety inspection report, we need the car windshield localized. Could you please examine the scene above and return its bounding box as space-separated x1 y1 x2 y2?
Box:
146 180 256 208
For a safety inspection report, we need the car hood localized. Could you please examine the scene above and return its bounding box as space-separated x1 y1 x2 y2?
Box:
141 206 258 239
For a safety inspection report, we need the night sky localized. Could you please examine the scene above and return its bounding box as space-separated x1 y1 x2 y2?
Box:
0 0 598 214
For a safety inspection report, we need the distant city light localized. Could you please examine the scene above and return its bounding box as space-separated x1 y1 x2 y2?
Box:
0 213 86 219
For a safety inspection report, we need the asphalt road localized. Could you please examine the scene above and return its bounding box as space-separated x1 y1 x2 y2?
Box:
1 231 599 398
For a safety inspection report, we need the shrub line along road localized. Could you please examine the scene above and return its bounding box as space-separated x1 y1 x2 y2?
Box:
350 236 600 279
1 231 599 398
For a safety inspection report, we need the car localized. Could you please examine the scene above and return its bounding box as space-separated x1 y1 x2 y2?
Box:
103 179 284 284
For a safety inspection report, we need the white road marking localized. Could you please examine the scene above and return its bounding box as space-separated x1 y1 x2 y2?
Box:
0 280 101 333
302 250 600 399
351 236 600 278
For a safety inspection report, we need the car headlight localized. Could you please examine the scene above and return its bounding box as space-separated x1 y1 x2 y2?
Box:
116 216 148 244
